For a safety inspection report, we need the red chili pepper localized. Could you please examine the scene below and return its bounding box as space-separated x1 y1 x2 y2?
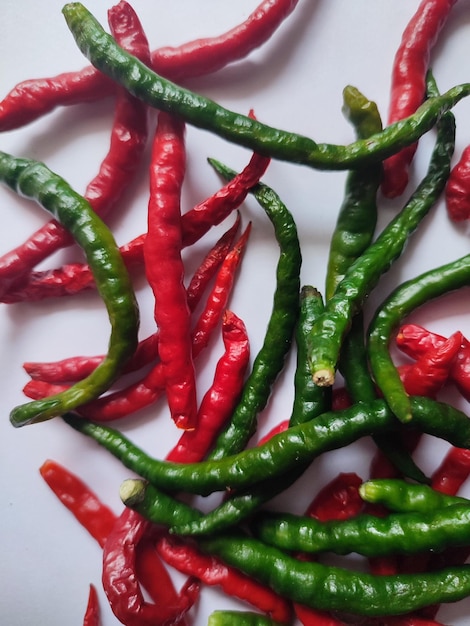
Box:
39 459 117 548
331 386 352 411
398 331 463 397
256 419 290 447
0 0 298 132
431 446 470 495
83 584 101 626
103 509 199 626
445 144 470 221
0 2 151 298
381 0 457 198
167 310 250 463
156 533 292 624
144 111 197 430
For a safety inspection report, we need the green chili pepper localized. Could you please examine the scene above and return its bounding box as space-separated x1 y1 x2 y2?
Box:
252 504 470 557
359 478 469 513
206 161 301 459
64 396 470 497
208 610 284 626
367 252 470 423
0 152 139 427
61 3 470 171
307 81 455 388
198 533 470 617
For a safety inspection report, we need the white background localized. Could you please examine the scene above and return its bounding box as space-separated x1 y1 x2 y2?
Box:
1 1 470 624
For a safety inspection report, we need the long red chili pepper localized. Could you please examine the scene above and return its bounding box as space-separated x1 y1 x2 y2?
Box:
156 533 292 623
22 218 241 383
102 508 199 626
445 144 470 221
166 310 250 463
0 0 299 132
0 2 151 298
381 0 458 198
144 111 197 430
83 584 101 626
39 459 117 548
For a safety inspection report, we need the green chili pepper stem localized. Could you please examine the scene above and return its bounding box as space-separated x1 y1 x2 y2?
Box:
64 396 470 497
199 533 470 617
307 102 455 388
252 505 470 557
367 252 470 423
62 3 470 171
206 161 301 459
359 478 469 513
0 152 139 427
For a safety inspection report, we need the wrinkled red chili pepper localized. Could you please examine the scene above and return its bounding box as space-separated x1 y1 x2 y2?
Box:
156 533 292 623
381 0 457 198
0 0 298 131
256 419 290 447
144 111 197 430
445 144 470 221
166 310 250 463
83 584 101 626
0 2 150 298
39 459 117 548
103 508 199 626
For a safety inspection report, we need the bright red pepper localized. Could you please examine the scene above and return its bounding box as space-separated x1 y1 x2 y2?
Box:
166 310 250 463
445 144 470 221
381 0 458 198
83 584 101 626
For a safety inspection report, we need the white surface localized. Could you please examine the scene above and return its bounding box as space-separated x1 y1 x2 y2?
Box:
1 1 470 624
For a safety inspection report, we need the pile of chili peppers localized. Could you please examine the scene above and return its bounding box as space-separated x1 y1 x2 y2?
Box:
3 1 470 624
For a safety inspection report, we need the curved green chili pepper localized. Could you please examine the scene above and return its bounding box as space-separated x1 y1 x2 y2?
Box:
307 84 455 388
208 611 284 626
0 152 139 427
367 252 470 423
61 3 470 171
64 396 470 497
206 161 301 459
199 533 470 617
359 478 469 513
170 286 331 536
252 504 470 557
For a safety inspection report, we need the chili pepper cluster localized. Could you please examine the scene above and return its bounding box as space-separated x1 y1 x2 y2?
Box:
2 1 470 625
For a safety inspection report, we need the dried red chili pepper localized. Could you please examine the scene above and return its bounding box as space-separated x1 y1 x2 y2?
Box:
155 533 292 623
381 0 457 197
144 111 198 430
445 144 470 221
256 420 290 447
0 0 298 132
0 2 150 298
102 508 199 626
166 310 250 463
83 584 101 626
431 446 470 495
39 459 117 548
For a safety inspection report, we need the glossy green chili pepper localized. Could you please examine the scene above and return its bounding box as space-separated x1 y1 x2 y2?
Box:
0 152 139 427
198 533 470 617
307 78 455 388
359 478 469 513
206 161 301 459
63 396 470 497
367 252 470 423
61 3 470 171
252 504 470 557
171 286 330 536
208 610 284 626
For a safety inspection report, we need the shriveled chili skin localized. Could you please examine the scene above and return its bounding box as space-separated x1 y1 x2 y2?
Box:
199 533 470 617
0 152 139 427
64 396 470 497
367 253 470 423
62 3 470 170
